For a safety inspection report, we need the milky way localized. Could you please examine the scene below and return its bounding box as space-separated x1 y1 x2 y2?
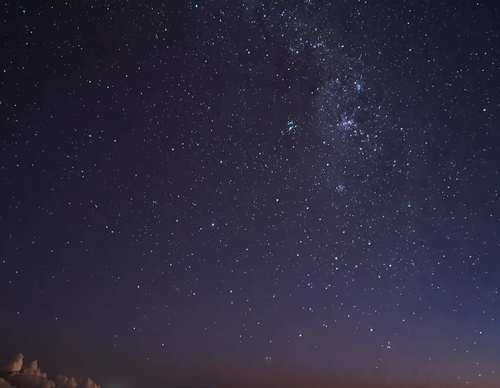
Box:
0 1 499 387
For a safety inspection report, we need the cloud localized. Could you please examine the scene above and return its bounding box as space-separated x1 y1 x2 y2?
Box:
0 379 13 388
0 353 99 388
7 353 23 373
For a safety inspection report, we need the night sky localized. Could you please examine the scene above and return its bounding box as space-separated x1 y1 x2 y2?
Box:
0 1 499 387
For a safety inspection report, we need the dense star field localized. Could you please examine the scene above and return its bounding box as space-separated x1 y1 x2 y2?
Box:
0 1 499 387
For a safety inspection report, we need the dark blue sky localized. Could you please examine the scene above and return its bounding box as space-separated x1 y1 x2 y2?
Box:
0 1 499 387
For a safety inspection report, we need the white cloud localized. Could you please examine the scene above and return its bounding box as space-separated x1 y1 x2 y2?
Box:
1 353 99 388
